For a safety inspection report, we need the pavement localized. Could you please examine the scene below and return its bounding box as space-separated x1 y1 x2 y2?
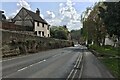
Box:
81 51 114 78
1 45 114 79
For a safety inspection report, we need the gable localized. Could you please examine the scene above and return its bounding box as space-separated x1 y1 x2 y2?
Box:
13 8 33 21
25 14 33 20
13 7 48 26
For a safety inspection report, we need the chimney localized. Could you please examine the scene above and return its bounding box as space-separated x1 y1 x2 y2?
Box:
36 8 40 16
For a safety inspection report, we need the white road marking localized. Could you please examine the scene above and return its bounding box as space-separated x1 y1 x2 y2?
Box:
77 55 82 68
74 55 80 68
66 69 74 80
1 49 68 62
72 70 77 79
72 55 82 79
18 67 28 71
66 53 81 80
1 49 67 62
66 53 83 80
79 54 84 78
17 59 46 72
66 55 80 80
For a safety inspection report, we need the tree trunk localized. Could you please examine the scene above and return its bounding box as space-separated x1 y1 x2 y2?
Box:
102 35 105 46
118 36 120 47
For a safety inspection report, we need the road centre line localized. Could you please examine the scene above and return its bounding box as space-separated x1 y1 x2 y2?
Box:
77 54 82 68
17 59 46 72
66 53 83 79
74 54 80 68
67 53 81 79
18 67 28 72
6 52 63 73
66 69 74 80
72 54 82 79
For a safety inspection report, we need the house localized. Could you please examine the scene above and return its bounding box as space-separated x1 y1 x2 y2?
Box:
13 7 50 37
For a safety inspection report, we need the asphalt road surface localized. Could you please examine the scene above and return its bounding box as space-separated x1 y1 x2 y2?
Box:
1 45 114 79
81 51 114 78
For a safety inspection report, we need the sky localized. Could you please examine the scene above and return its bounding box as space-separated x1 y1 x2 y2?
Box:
1 0 96 31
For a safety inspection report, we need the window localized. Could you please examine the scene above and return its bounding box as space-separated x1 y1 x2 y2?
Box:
34 31 37 35
42 23 44 27
42 31 44 37
48 34 49 37
37 22 39 26
47 26 49 30
39 31 41 36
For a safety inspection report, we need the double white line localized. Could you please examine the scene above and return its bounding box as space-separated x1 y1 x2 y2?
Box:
66 53 83 80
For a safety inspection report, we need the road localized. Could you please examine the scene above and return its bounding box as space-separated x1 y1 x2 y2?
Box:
1 45 114 79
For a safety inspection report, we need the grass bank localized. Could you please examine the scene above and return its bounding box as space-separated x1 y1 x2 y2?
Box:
89 44 120 78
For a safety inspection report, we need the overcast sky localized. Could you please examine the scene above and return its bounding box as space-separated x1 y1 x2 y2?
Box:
1 0 96 31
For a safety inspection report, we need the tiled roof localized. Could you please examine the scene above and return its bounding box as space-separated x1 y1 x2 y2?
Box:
23 7 48 24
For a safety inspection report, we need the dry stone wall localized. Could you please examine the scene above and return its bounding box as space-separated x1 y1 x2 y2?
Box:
1 30 73 57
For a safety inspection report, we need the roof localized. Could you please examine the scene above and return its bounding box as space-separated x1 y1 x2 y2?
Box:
22 7 48 24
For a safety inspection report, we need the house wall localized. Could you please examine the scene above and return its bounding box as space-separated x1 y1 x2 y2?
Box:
34 21 50 37
105 37 114 46
45 24 50 37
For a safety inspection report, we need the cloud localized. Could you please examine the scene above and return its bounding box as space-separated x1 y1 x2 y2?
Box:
67 21 82 30
17 0 31 10
46 11 55 19
45 0 82 30
59 3 64 7
40 14 44 19
11 0 31 18
46 17 62 26
59 0 81 30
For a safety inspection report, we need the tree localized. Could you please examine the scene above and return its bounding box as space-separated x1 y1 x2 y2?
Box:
98 2 120 41
70 29 81 41
81 3 107 46
81 7 92 45
50 26 69 40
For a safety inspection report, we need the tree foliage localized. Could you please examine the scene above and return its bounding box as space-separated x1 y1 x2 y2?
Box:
70 29 81 41
98 2 120 40
81 2 120 46
81 3 107 46
50 26 69 40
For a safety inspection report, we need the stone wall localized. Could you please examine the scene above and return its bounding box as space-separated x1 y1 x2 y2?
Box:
1 30 73 57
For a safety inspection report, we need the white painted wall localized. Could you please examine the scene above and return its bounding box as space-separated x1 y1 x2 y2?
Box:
34 21 50 37
105 37 114 46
